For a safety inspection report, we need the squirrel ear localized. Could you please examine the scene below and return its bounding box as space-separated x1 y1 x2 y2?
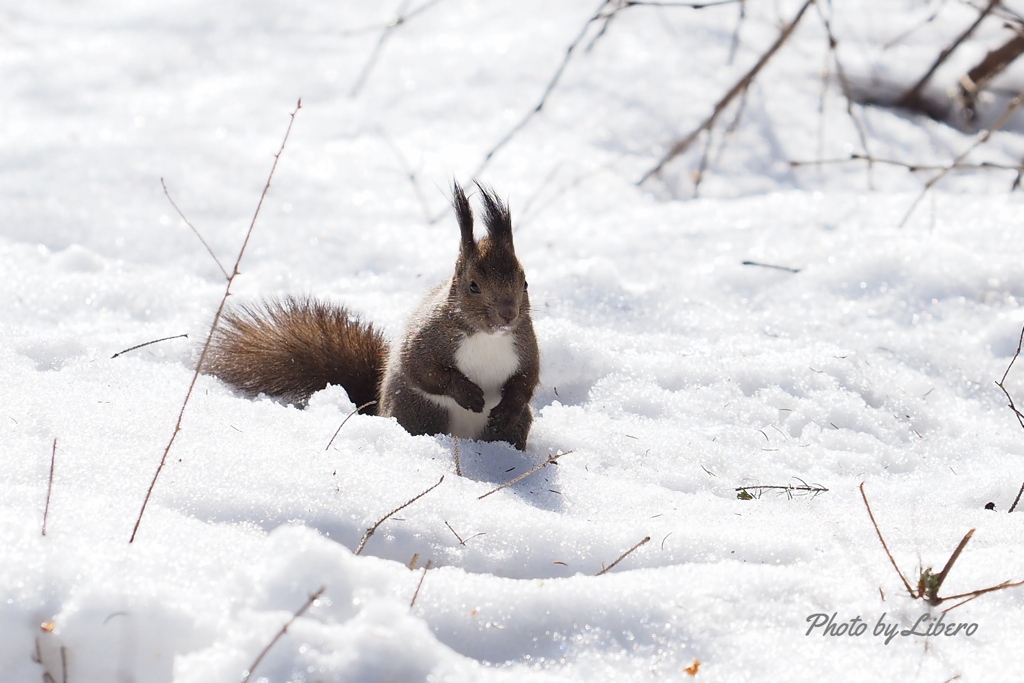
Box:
473 180 513 246
451 181 476 255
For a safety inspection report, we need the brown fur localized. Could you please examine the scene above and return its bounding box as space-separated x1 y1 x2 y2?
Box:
202 296 387 410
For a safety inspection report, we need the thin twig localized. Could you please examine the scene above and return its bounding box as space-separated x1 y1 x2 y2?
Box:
350 0 444 97
477 451 573 500
355 476 445 555
453 436 462 477
735 483 827 494
640 0 814 183
241 586 325 683
859 483 915 595
741 260 801 273
130 100 302 544
596 535 651 575
898 0 1001 109
1009 482 1024 513
791 153 1024 173
444 520 484 546
379 131 433 224
816 3 874 188
409 560 433 608
996 323 1024 430
60 646 67 683
899 90 1024 226
42 438 57 536
927 528 975 603
162 178 229 279
325 400 378 451
111 334 189 359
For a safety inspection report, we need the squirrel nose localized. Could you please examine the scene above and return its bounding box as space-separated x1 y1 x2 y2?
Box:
497 303 518 324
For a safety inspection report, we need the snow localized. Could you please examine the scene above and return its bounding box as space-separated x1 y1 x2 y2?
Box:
4 0 1024 680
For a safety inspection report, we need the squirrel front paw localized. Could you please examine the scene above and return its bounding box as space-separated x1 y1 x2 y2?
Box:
449 377 485 413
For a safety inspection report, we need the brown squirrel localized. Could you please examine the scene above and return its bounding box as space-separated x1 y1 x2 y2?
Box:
201 181 540 450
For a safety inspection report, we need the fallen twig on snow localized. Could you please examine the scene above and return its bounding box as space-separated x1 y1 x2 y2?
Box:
242 586 325 683
597 535 650 575
355 476 445 555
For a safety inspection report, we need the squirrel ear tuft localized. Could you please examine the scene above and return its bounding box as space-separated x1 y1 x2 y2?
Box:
451 180 476 255
473 180 513 245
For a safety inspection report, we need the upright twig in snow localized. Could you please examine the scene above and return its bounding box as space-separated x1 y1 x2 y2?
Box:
42 438 57 536
409 560 433 608
355 476 445 555
477 451 572 500
639 0 814 183
453 436 462 477
241 586 325 683
596 535 650 575
130 100 302 544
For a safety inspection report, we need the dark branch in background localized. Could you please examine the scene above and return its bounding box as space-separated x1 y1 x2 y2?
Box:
355 476 444 555
42 438 57 536
816 3 874 188
350 0 444 97
130 100 302 544
790 152 1024 173
898 0 1001 110
379 130 434 224
899 90 1024 226
475 0 742 177
958 27 1024 120
241 586 325 683
596 535 650 575
883 1 945 50
741 260 801 273
727 0 747 65
639 0 814 184
111 334 189 359
325 400 378 451
477 451 572 500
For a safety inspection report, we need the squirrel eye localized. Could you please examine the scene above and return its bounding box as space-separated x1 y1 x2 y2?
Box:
523 281 529 291
469 281 481 294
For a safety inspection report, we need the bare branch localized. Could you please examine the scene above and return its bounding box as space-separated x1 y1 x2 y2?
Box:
640 0 815 183
899 0 1001 109
350 0 444 97
131 100 303 544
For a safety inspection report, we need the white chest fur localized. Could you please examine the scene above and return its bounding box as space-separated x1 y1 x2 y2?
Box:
422 330 520 440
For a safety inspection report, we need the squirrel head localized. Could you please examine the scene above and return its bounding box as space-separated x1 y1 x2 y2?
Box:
450 181 529 335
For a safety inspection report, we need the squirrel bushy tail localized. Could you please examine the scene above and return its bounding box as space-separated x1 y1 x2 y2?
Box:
202 296 387 410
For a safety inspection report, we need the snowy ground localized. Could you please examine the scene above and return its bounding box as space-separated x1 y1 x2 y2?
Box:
4 0 1024 680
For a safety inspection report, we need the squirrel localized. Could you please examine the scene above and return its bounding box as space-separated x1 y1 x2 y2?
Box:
201 181 540 450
